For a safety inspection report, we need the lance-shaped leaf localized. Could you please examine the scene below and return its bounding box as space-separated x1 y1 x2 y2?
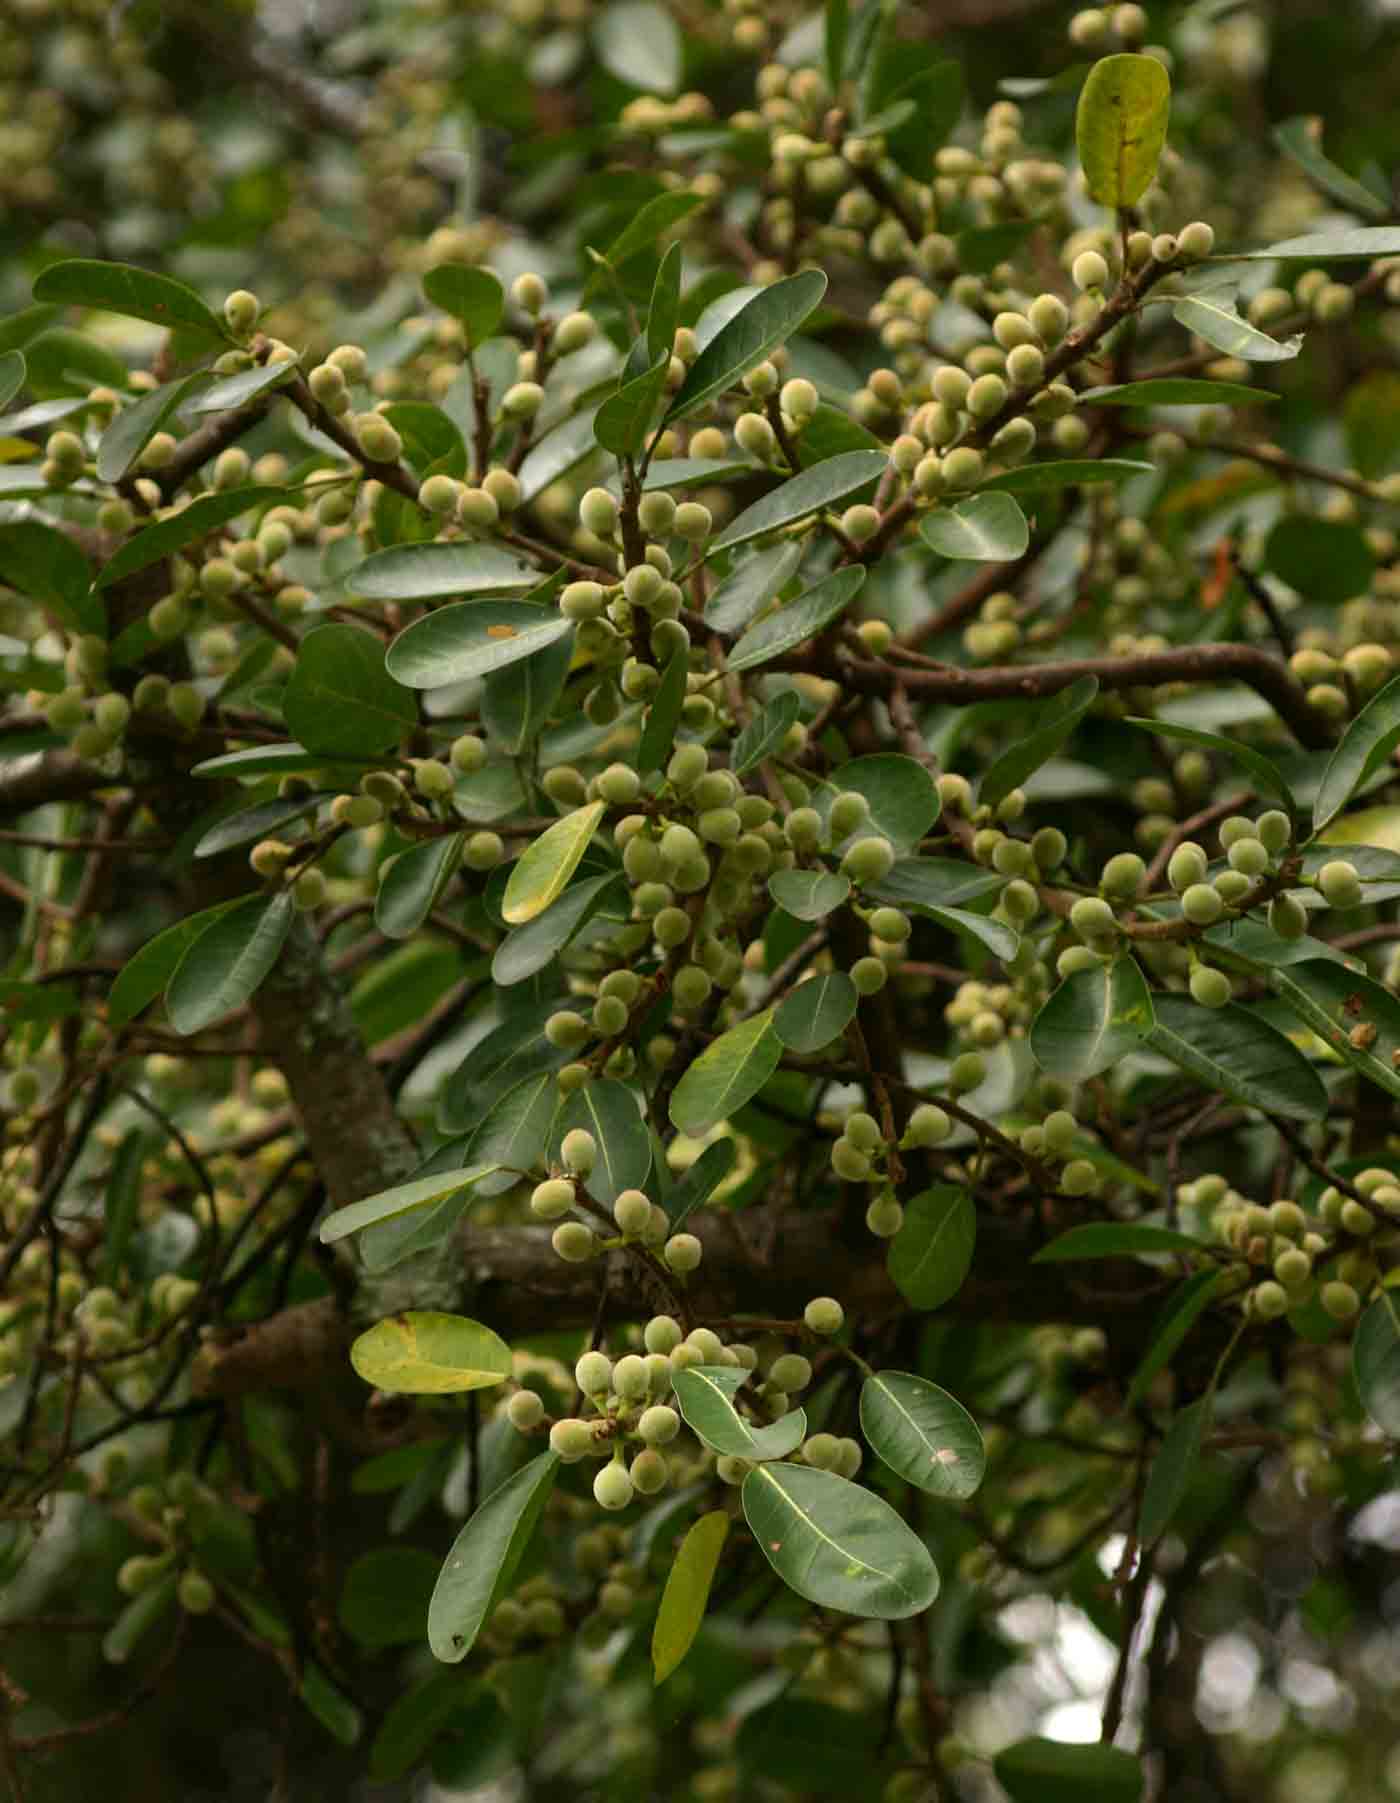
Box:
96 487 289 587
0 351 24 411
1125 1269 1226 1409
920 492 1028 561
165 890 295 1036
187 360 297 414
1034 1223 1203 1262
774 970 858 1053
193 791 331 860
319 1162 501 1245
741 1463 939 1619
666 1138 737 1228
669 1007 783 1134
108 899 245 1027
502 801 606 925
888 1185 976 1310
995 1739 1144 1803
1280 116 1389 217
349 1311 512 1395
548 1078 651 1204
705 540 804 634
422 265 504 348
1313 671 1400 832
859 1371 986 1500
428 1452 560 1663
666 270 828 423
1030 956 1155 1082
647 240 685 365
672 1365 807 1461
1269 959 1400 1103
1148 995 1327 1120
981 675 1098 807
652 1510 729 1685
493 872 622 987
1078 378 1274 407
638 648 689 775
1075 53 1171 207
595 353 669 456
919 904 1019 963
466 1072 561 1194
96 371 210 483
1353 1296 1400 1436
376 835 465 940
768 868 850 921
34 258 231 343
982 458 1153 494
1245 226 1400 261
1139 1397 1209 1542
732 691 802 776
1123 716 1295 814
710 450 888 554
1173 290 1304 362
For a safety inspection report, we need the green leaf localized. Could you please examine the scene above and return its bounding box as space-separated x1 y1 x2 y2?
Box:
741 1463 939 1619
882 60 964 180
981 675 1099 809
1172 290 1304 362
726 564 865 668
705 540 804 634
672 1365 807 1460
711 451 888 554
1139 1397 1209 1541
1273 116 1390 219
493 873 622 987
1034 1222 1203 1262
594 0 682 92
1075 53 1171 207
103 1572 178 1665
187 360 296 415
888 1185 977 1311
428 1452 560 1662
611 455 757 496
1123 716 1295 813
376 834 464 940
647 241 685 366
353 542 535 602
670 1008 783 1134
666 1138 738 1227
732 691 801 776
422 265 505 348
824 0 849 93
349 1310 512 1394
96 487 289 588
502 801 606 925
767 868 850 921
1313 672 1400 832
1148 995 1327 1120
1246 226 1400 260
982 458 1155 494
920 492 1028 562
1078 378 1275 407
369 1670 479 1783
191 743 339 779
107 899 244 1027
283 623 416 756
666 270 828 423
33 258 231 344
319 1161 499 1245
859 1371 986 1500
193 790 330 860
0 520 99 635
737 1698 883 1794
867 857 1003 912
517 403 603 503
0 351 24 412
995 1738 1144 1803
466 1072 562 1192
595 353 670 456
22 327 127 399
165 890 295 1035
652 1509 729 1684
96 371 210 484
918 904 1019 963
101 1128 148 1286
1266 515 1375 605
1353 1295 1400 1435
1269 960 1400 1104
638 649 690 775
1344 372 1400 481
1125 1269 1226 1409
339 1546 439 1649
1030 957 1156 1082
387 599 572 689
774 970 858 1053
827 753 940 848
596 192 703 283
482 622 574 754
549 1078 651 1204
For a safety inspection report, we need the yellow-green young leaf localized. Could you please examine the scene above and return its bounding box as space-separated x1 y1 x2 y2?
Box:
349 1311 512 1394
1075 53 1171 208
652 1510 729 1684
501 801 605 925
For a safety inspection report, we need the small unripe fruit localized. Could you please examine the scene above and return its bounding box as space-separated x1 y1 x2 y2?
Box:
842 836 895 885
1320 1280 1360 1321
1100 852 1145 899
941 446 984 490
580 487 620 536
804 1296 844 1335
639 1403 680 1444
1190 965 1231 1009
508 1389 545 1430
1072 249 1109 291
769 1353 811 1392
592 1463 634 1511
223 290 260 334
178 1570 216 1614
531 1178 575 1220
1227 837 1269 877
1317 860 1362 910
802 1432 841 1470
663 1233 702 1272
550 1417 594 1460
851 957 888 995
613 1189 652 1235
419 473 460 513
1181 883 1225 926
561 1128 598 1174
1252 1280 1290 1320
355 414 403 463
644 1315 682 1355
1071 896 1118 939
1268 894 1308 940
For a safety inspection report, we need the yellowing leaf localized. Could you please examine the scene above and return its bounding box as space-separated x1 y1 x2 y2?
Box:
501 801 605 925
1075 53 1171 209
349 1310 512 1394
652 1511 729 1684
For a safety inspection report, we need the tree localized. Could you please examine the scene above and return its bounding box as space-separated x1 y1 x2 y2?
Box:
4 0 1400 1796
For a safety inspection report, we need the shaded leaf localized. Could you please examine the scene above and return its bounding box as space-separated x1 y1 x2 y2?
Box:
1140 1398 1209 1541
1125 1269 1226 1409
1079 378 1275 407
1123 715 1295 813
1266 515 1374 605
353 542 535 602
1030 957 1155 1082
284 623 416 756
376 835 464 940
981 675 1099 809
1148 995 1327 1120
638 649 689 775
594 0 682 93
1353 1295 1400 1436
96 488 288 588
982 458 1155 493
96 371 210 484
1269 959 1400 1104
1313 672 1400 832
165 890 295 1035
704 540 804 634
1034 1223 1203 1262
732 691 801 776
670 1008 783 1134
1273 116 1389 219
888 1185 976 1310
666 1138 737 1227
995 1738 1143 1803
